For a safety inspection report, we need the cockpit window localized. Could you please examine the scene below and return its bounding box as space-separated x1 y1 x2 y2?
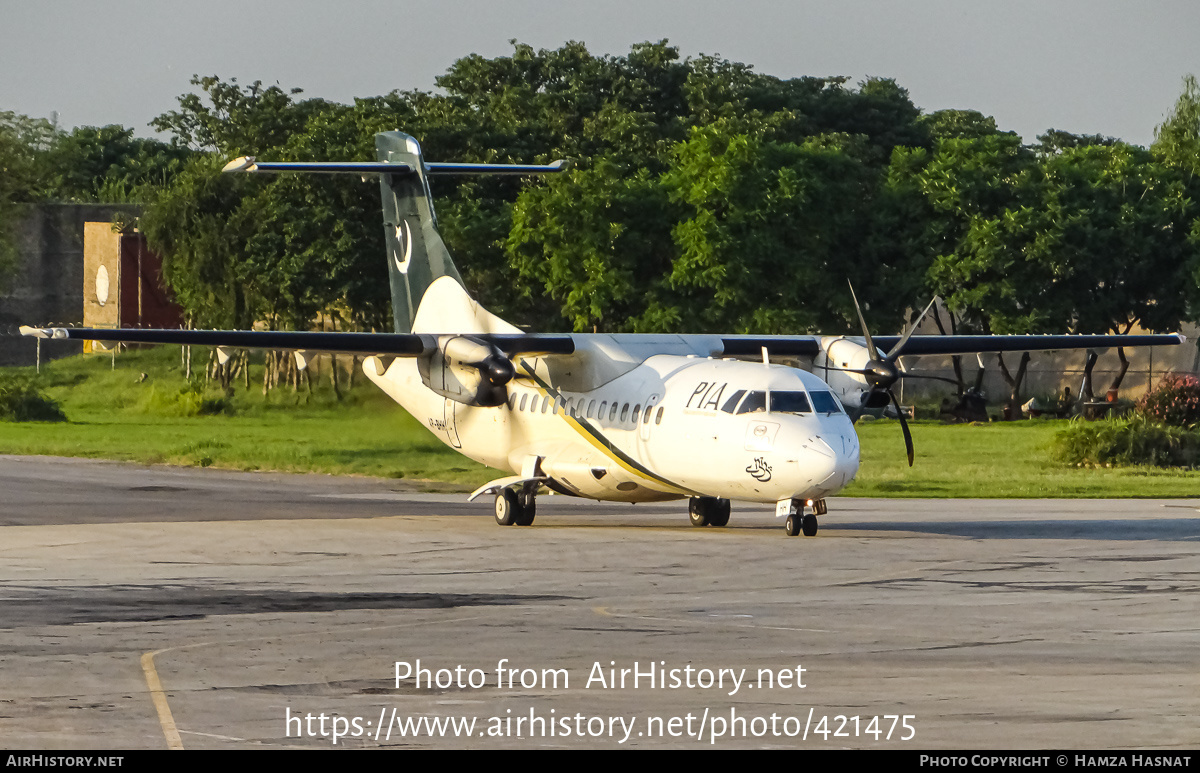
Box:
734 390 768 414
720 389 746 414
770 391 812 414
810 391 844 414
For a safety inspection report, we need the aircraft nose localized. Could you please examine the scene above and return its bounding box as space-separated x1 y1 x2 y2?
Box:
806 431 859 494
837 430 860 483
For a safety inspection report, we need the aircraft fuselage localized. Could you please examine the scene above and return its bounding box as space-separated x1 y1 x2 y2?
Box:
366 351 860 504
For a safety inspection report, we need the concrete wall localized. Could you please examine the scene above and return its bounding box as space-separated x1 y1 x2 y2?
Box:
0 204 139 366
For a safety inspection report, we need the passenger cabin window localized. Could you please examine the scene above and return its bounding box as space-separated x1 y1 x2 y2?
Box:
735 391 768 414
519 394 528 411
655 406 664 425
632 405 641 423
770 391 812 414
620 403 629 422
587 400 596 419
609 403 619 422
810 391 844 414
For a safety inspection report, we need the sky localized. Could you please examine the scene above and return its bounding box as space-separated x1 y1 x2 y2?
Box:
1 0 1197 148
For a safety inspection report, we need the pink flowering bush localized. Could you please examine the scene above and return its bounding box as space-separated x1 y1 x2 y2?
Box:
1137 373 1200 430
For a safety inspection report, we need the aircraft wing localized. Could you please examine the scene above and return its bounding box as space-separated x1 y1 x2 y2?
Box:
18 326 576 357
872 333 1186 356
714 336 821 357
18 327 1184 360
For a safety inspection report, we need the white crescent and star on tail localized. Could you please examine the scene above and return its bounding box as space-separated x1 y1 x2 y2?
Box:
392 220 412 274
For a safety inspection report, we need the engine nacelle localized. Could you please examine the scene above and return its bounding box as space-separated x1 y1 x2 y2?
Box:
816 336 877 412
418 335 515 407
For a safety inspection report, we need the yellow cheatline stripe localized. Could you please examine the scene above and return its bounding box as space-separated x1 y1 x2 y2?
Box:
516 365 687 493
564 414 675 487
141 650 184 750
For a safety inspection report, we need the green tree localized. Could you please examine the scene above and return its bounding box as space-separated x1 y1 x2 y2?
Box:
922 140 1198 407
917 109 1001 142
138 155 255 330
1151 74 1200 323
507 156 680 332
1153 74 1200 178
900 132 1037 407
44 125 190 201
151 76 320 155
660 125 880 334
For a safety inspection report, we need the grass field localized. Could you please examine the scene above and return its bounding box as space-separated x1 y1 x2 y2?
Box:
0 346 493 489
1 346 1196 497
851 418 1198 498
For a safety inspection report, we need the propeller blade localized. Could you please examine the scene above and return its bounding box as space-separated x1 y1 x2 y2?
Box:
847 281 876 356
824 364 960 390
890 390 915 467
885 296 939 361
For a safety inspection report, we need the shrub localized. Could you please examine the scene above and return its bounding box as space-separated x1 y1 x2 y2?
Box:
1137 373 1200 429
1054 415 1200 468
0 375 67 422
139 380 233 416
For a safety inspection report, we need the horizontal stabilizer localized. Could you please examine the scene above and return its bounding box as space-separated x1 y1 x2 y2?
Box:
221 158 416 175
222 158 568 177
425 160 569 176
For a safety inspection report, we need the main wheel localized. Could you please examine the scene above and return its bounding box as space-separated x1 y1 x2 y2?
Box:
514 499 536 526
708 498 731 527
801 513 819 537
688 497 710 527
495 489 520 526
785 513 801 536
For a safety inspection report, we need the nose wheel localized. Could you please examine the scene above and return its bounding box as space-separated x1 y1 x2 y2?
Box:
782 499 824 537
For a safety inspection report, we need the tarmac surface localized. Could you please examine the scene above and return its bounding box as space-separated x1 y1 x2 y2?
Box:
0 454 1197 749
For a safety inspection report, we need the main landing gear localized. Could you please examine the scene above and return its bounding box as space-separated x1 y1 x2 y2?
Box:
689 496 731 527
495 487 537 526
782 498 827 537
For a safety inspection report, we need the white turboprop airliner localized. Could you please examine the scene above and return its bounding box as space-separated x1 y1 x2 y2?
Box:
23 132 1185 536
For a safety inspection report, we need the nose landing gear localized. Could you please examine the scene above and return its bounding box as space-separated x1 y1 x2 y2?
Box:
780 498 826 537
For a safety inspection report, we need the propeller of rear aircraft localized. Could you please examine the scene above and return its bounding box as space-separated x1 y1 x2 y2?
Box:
838 283 940 467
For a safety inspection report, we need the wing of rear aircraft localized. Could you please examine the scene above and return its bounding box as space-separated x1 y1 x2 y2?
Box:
869 333 1186 356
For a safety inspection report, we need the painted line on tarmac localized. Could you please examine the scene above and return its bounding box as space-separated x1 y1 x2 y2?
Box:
138 613 490 749
140 650 184 750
